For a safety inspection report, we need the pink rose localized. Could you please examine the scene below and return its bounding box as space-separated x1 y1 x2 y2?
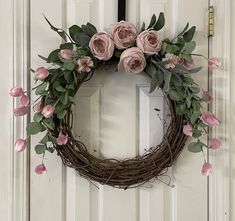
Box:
77 56 94 73
14 106 28 116
56 132 68 145
200 112 220 126
41 104 55 118
183 124 193 136
209 138 222 149
208 57 221 70
162 53 184 69
59 49 73 60
118 47 146 74
35 164 47 175
201 162 212 176
184 60 195 70
20 95 30 106
202 91 213 102
15 138 27 152
35 67 49 80
10 86 24 97
89 32 114 60
33 101 43 113
136 30 162 55
112 21 137 49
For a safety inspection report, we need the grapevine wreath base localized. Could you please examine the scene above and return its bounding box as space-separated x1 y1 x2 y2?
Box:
11 13 222 189
54 83 187 188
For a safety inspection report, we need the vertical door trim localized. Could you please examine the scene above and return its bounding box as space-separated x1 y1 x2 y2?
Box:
1 0 31 220
209 0 231 221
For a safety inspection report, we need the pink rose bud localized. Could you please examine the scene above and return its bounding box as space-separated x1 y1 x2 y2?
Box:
20 95 30 106
112 21 137 49
14 106 28 116
136 30 162 55
202 91 213 102
89 32 115 60
10 86 24 97
200 112 220 126
41 104 55 118
35 67 49 80
56 132 68 145
35 164 47 175
208 57 221 70
201 162 212 176
33 101 43 113
118 47 146 74
183 124 193 136
209 138 222 149
184 60 195 70
14 138 27 152
59 49 73 60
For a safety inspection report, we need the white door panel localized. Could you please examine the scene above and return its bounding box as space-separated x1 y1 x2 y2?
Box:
30 0 208 221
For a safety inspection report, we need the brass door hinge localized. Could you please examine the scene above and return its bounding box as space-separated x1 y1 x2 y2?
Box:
208 6 214 37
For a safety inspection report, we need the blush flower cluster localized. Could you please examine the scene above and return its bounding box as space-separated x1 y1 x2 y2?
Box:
89 21 162 74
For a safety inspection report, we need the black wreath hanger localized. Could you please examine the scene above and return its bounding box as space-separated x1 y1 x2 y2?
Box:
118 0 126 21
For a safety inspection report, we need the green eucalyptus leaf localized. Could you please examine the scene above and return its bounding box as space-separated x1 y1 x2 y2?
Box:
42 118 55 130
46 147 55 153
35 144 46 155
181 53 193 61
74 32 91 47
114 50 123 58
60 43 73 50
186 96 192 108
153 12 165 31
140 22 146 32
68 96 75 103
81 22 97 37
183 41 196 54
33 113 44 123
57 109 67 119
63 61 75 71
145 62 157 77
171 73 183 86
59 92 68 105
183 26 196 42
192 130 203 138
149 74 159 93
183 76 194 84
48 49 60 63
188 85 200 94
35 82 47 95
69 25 82 41
177 23 189 37
39 135 50 144
188 141 202 153
165 44 173 53
189 66 202 73
190 111 201 124
168 89 182 101
147 14 156 29
26 122 44 135
55 84 66 92
163 71 171 92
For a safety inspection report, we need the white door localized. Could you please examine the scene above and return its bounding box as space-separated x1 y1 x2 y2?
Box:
30 0 208 221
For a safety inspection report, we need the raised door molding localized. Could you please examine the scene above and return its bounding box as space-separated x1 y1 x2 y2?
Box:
0 0 30 220
209 1 231 221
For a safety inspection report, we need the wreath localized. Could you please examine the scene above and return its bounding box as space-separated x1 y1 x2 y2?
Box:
11 13 222 189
